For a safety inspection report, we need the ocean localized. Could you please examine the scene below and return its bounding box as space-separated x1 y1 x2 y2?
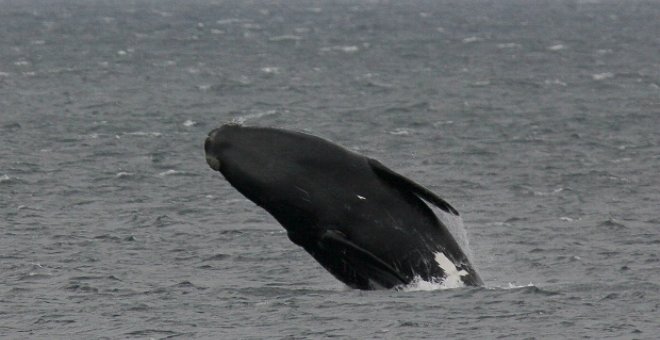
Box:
1 0 659 338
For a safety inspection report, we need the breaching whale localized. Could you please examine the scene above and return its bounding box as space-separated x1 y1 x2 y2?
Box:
204 124 483 290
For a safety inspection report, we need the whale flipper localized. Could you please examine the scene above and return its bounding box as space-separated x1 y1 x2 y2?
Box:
368 158 460 216
319 230 407 288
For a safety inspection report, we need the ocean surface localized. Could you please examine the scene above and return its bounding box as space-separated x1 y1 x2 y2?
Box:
1 0 659 338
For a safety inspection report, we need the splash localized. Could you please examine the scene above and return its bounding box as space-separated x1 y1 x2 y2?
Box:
400 280 536 292
399 276 463 292
231 110 279 124
506 282 535 289
489 282 536 290
433 206 475 263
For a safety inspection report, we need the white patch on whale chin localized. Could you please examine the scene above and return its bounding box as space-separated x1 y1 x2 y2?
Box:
433 252 468 289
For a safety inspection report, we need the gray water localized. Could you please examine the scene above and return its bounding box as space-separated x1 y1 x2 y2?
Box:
1 0 659 338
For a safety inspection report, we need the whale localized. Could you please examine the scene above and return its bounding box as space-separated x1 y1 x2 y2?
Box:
204 124 483 290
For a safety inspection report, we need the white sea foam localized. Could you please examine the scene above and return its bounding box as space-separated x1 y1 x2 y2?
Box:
432 120 454 127
115 172 133 178
462 36 481 43
231 110 279 124
596 49 613 55
320 45 359 53
269 35 302 42
534 187 565 196
183 119 197 127
400 277 448 291
504 282 535 289
548 44 566 51
0 174 11 183
260 66 280 74
125 131 162 137
592 72 614 81
158 169 178 176
388 128 412 136
544 79 567 86
462 282 536 290
611 157 632 163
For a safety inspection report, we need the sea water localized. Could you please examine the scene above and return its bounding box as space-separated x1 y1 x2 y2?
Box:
1 0 659 338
